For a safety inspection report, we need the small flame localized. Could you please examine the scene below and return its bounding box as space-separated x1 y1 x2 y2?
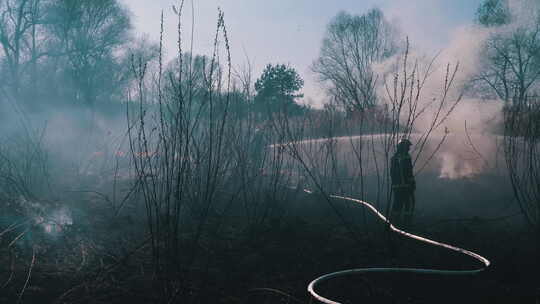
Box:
92 151 105 157
438 152 478 179
41 207 73 236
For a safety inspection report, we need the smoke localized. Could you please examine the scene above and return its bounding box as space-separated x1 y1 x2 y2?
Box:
508 0 540 25
371 0 540 179
373 24 501 135
438 151 477 179
15 196 73 240
0 101 132 230
379 0 540 179
41 207 73 236
375 0 540 137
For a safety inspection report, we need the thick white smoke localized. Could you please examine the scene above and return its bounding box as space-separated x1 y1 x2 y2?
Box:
372 0 540 178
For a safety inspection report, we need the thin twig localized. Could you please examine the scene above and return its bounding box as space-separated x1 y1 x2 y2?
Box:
17 245 36 304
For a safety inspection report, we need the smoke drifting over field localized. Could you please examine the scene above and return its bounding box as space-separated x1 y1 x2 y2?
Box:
0 1 538 303
373 20 500 135
367 0 540 181
0 0 525 238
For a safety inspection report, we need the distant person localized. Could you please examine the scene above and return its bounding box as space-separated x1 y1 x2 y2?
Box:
251 125 268 171
390 138 416 226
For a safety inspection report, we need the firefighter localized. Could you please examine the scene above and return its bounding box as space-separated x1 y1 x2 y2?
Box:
390 138 416 226
251 125 268 172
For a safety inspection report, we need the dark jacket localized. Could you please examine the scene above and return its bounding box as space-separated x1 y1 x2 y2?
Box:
390 152 415 190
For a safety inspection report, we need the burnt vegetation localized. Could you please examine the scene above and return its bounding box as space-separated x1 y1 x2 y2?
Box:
0 0 539 303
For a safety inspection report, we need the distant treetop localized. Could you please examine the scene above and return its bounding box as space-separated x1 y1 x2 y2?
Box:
476 0 511 26
254 63 304 117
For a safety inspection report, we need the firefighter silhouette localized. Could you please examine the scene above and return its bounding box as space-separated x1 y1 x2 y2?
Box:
390 138 416 226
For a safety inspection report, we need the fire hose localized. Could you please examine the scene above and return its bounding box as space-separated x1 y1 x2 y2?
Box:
301 189 491 304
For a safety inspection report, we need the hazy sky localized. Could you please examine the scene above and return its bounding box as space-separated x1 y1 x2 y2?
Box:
120 0 483 106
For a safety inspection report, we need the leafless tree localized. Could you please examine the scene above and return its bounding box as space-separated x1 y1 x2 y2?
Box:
476 0 540 245
475 0 540 105
504 97 540 243
0 0 45 103
273 41 462 225
477 25 540 105
312 8 400 113
45 0 131 106
476 0 510 27
0 0 133 108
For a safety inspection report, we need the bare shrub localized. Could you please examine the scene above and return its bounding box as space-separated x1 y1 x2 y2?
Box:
126 6 293 302
503 100 540 236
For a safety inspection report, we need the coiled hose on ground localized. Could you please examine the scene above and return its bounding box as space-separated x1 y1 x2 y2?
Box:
302 189 491 304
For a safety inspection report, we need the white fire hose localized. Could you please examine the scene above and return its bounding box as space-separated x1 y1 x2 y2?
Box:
302 189 490 304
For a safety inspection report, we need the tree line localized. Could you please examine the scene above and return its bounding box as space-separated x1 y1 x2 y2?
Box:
1 0 539 119
0 0 307 121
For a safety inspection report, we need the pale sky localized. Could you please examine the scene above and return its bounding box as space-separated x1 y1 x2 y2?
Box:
119 0 483 106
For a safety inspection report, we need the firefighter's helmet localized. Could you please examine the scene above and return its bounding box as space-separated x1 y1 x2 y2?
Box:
397 138 412 149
